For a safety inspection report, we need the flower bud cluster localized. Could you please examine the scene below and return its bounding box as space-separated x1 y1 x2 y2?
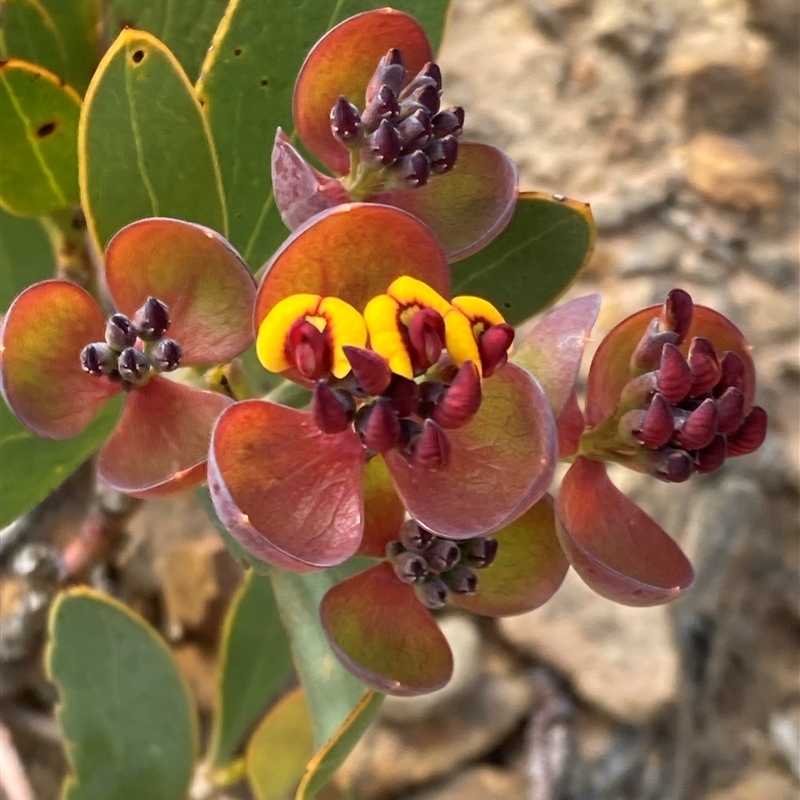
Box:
330 48 464 194
385 519 498 608
79 297 183 390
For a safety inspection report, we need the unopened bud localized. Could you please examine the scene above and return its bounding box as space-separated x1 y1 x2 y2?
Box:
358 398 401 452
658 288 693 344
461 537 499 569
117 347 151 385
655 343 691 404
104 313 137 350
391 551 428 584
630 318 679 372
287 319 332 380
652 448 694 483
443 564 478 595
687 337 720 396
715 387 745 434
432 106 465 138
330 96 363 146
152 338 182 372
343 345 392 395
674 398 717 450
312 382 355 434
396 109 432 149
360 118 401 167
696 434 727 473
361 84 400 128
478 323 515 378
399 519 434 552
133 297 170 341
408 83 440 116
392 149 431 188
385 540 404 559
621 393 674 448
366 48 406 102
727 406 767 456
415 576 449 609
425 538 460 573
384 374 421 418
407 307 446 372
618 371 657 411
409 419 451 471
80 342 116 376
432 361 482 429
715 351 746 396
426 134 458 174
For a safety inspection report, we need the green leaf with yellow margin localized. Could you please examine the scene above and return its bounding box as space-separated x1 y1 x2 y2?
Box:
0 207 56 310
46 587 198 800
208 569 293 768
0 59 80 218
79 29 227 252
453 191 596 326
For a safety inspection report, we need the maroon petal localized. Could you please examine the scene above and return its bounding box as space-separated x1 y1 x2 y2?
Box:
452 495 568 617
104 218 256 366
555 457 694 606
384 364 557 539
271 129 351 230
1 281 119 439
556 389 585 458
208 399 366 569
320 561 453 695
96 376 231 497
378 143 518 261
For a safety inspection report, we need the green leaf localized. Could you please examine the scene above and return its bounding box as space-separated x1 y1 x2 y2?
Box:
452 191 596 326
196 0 451 268
103 0 229 82
79 29 226 252
0 59 81 218
46 588 198 800
0 0 100 94
208 570 293 768
0 207 56 310
0 395 122 528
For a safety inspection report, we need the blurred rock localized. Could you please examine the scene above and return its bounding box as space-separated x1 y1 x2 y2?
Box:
173 643 217 715
746 0 800 50
704 768 799 800
593 0 673 68
770 705 800 779
729 272 800 344
747 238 800 287
686 133 781 211
405 765 526 800
618 227 683 276
498 569 679 724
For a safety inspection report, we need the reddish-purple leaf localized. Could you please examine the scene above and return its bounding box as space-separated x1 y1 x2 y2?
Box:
555 457 694 606
452 494 568 617
384 364 557 539
320 561 453 695
208 400 366 569
557 390 584 458
358 456 405 558
1 281 119 439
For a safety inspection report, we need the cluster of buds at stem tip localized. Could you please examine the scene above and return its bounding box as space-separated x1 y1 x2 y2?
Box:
330 48 464 194
588 289 768 482
79 297 183 390
385 519 498 609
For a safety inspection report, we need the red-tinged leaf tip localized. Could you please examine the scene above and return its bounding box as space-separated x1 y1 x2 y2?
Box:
385 364 557 539
0 281 120 439
513 294 601 418
96 377 231 497
254 203 450 329
294 9 433 174
586 303 756 427
104 218 256 365
452 494 568 617
320 561 453 695
208 399 366 569
271 129 350 230
379 143 518 261
358 456 405 558
556 389 585 458
555 457 694 606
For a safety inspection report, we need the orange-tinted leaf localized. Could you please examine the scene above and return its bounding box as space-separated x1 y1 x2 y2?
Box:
0 280 119 439
294 9 432 174
555 457 694 606
105 218 255 365
384 364 557 539
358 456 405 558
208 400 366 569
320 561 452 695
452 494 568 617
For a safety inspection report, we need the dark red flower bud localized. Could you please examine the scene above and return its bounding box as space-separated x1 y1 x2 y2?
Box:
715 350 746 396
727 406 767 456
407 307 446 372
415 576 449 609
695 434 727 473
674 397 717 450
715 387 745 434
358 398 401 452
287 319 332 380
652 448 694 483
360 118 401 167
431 106 465 138
117 347 151 385
420 62 443 93
656 343 692 404
330 96 363 146
398 519 434 552
687 337 720 396
391 551 428 584
104 313 137 350
443 564 478 595
659 288 693 345
366 48 407 102
312 382 355 434
408 83 440 116
396 109 432 149
432 361 482 429
392 149 431 188
133 297 170 341
410 419 451 471
152 338 182 372
384 374 421 418
637 392 675 448
478 323 515 378
426 538 461 573
343 345 391 395
361 84 400 128
461 537 499 569
426 134 459 174
80 342 116 376
619 371 657 410
386 540 404 559
630 318 679 372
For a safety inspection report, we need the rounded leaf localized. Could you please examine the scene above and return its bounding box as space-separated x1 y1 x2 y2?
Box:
452 494 568 617
208 399 366 569
555 457 694 606
359 456 405 558
384 363 557 539
294 9 433 174
1 280 119 439
254 203 450 328
320 561 453 695
97 376 231 497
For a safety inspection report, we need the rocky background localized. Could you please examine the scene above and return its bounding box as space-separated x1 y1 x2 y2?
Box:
1 0 797 798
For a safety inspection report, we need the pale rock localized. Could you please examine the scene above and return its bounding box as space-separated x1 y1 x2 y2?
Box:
747 238 800 287
704 768 799 800
498 569 679 723
593 0 673 67
405 765 527 800
746 0 800 50
729 271 799 343
686 133 781 211
618 227 684 276
770 705 800 779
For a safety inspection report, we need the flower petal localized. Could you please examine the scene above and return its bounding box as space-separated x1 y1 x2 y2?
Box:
254 204 450 328
105 217 255 366
378 143 518 262
271 129 350 230
0 280 119 439
320 561 453 695
451 494 568 617
294 9 433 174
586 304 756 426
555 457 694 606
556 389 584 458
208 399 366 569
96 376 231 497
384 363 557 538
358 456 405 558
513 294 601 417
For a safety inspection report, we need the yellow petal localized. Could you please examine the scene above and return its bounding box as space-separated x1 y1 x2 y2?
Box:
256 294 321 373
318 296 368 378
451 296 507 328
364 294 413 379
386 276 452 316
444 307 481 372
